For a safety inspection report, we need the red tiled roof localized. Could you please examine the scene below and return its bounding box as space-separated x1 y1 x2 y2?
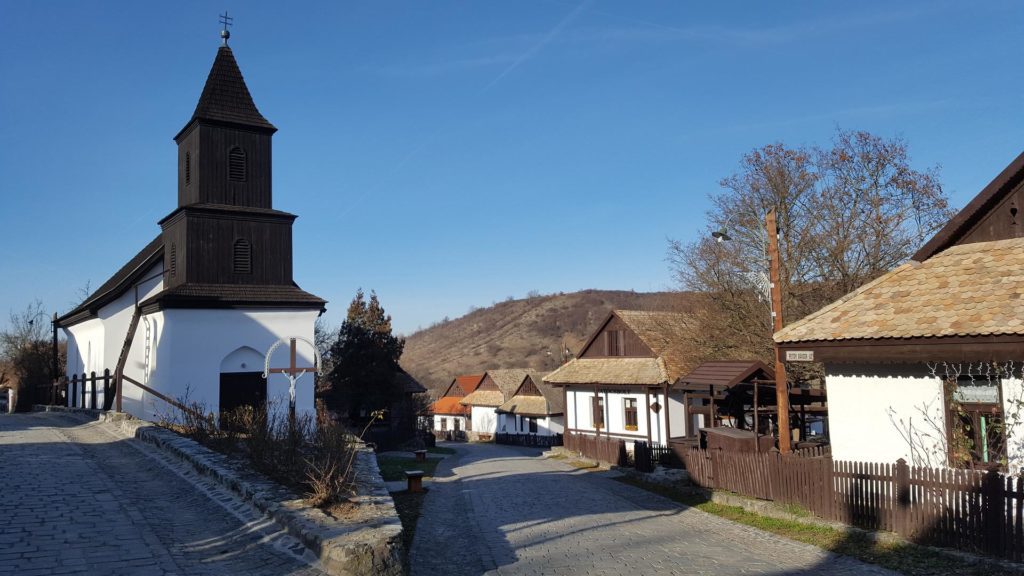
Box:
453 374 485 395
431 396 470 416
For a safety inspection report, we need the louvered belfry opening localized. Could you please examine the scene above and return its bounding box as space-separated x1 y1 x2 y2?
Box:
233 239 252 274
184 152 191 186
170 243 177 277
228 147 246 182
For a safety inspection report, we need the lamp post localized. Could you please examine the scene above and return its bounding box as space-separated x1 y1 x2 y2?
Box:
765 209 792 453
711 211 792 453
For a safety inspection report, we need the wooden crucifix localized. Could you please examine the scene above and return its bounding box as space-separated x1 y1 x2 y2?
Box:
263 337 322 424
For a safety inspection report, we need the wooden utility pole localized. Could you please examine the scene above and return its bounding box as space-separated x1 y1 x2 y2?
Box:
766 209 792 453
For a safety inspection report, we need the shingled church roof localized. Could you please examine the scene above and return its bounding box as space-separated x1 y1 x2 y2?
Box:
176 45 276 139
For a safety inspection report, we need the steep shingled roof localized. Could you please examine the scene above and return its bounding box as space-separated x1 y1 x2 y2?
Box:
775 237 1024 343
57 235 164 326
180 46 276 135
546 310 692 386
497 372 565 416
544 357 670 387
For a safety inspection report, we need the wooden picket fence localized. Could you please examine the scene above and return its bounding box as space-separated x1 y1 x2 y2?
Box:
67 370 115 411
565 432 626 466
683 448 1024 560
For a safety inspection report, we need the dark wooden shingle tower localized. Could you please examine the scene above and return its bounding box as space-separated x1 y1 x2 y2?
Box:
151 45 323 310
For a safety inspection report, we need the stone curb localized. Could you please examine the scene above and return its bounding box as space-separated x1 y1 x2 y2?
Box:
33 405 403 576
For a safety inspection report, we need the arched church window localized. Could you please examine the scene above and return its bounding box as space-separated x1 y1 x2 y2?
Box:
228 147 246 182
185 152 191 186
233 239 252 274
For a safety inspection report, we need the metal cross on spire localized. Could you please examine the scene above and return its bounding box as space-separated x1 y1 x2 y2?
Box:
219 11 233 46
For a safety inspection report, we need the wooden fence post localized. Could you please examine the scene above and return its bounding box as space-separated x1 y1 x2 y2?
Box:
102 369 111 410
984 468 1004 556
89 371 97 409
70 374 77 408
895 458 910 538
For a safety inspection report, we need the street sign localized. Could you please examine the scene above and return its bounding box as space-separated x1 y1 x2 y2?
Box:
785 350 814 362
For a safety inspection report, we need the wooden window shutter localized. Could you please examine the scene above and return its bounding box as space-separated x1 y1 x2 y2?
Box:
228 147 246 182
233 239 252 274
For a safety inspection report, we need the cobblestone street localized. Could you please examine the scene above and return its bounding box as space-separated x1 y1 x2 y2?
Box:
0 412 326 576
410 443 898 576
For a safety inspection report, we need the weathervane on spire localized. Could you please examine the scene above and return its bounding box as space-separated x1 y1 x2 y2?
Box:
219 11 233 46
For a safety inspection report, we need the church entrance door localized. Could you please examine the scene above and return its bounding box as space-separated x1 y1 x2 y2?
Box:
219 371 267 429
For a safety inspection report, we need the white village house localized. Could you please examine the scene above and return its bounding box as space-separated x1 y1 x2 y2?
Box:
776 151 1024 471
459 369 533 441
56 42 325 423
495 372 564 437
544 310 691 451
429 373 484 439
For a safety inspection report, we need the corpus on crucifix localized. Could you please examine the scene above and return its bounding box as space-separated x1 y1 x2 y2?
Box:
263 337 322 427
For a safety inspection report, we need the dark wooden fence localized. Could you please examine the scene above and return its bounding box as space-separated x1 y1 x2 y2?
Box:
496 432 563 447
65 370 115 410
682 448 1024 560
634 441 683 472
565 432 626 466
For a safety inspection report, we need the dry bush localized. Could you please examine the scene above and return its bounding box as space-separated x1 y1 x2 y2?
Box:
158 397 359 508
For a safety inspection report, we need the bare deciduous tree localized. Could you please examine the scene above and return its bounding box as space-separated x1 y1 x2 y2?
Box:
669 129 953 376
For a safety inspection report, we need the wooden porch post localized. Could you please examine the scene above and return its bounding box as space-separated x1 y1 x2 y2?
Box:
663 383 671 443
767 208 792 453
645 387 653 444
753 380 760 452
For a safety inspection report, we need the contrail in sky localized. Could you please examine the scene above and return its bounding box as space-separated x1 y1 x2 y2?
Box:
327 0 593 226
480 0 594 93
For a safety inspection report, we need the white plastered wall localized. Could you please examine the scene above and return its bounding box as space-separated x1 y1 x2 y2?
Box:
121 307 319 423
496 413 564 436
433 414 467 432
470 405 498 434
1001 377 1024 474
63 261 164 409
825 363 947 467
565 386 668 446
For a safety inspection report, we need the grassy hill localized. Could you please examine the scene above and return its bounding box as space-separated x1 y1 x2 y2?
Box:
401 289 698 396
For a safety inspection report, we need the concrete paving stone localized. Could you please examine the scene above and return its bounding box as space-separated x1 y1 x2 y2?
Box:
410 442 899 576
0 413 328 576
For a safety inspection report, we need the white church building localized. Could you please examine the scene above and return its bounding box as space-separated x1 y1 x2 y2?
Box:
56 40 325 424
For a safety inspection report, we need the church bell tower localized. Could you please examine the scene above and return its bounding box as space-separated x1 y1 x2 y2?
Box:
156 32 312 301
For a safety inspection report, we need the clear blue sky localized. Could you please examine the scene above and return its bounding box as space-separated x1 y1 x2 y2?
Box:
1 1 1021 335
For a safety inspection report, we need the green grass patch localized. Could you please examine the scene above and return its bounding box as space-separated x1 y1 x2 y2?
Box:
427 446 456 455
376 455 440 481
390 490 425 572
615 477 1015 576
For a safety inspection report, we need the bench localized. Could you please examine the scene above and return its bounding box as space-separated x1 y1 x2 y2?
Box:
413 449 428 462
405 470 425 493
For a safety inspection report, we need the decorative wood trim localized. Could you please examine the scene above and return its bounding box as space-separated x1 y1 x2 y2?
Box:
778 336 1024 363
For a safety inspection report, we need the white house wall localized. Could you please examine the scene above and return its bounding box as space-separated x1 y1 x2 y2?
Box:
470 405 498 434
825 363 947 467
497 413 564 436
565 386 669 448
433 414 467 432
64 318 104 378
1002 377 1024 473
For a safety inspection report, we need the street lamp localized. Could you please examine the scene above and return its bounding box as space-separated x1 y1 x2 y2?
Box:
710 214 793 454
